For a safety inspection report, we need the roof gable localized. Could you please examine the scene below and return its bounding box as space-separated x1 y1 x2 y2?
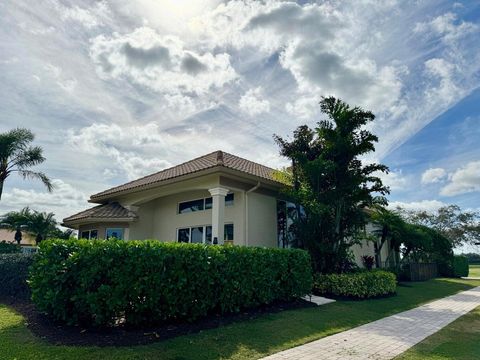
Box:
90 150 280 201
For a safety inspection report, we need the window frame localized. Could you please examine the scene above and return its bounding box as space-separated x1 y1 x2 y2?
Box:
105 227 124 240
177 223 234 244
80 229 98 240
178 193 235 214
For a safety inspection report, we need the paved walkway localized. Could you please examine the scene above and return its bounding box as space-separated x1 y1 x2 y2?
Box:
262 286 480 360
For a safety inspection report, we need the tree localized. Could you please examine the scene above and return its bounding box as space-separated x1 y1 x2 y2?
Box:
0 128 53 200
399 205 480 247
369 206 405 267
274 97 389 273
1 207 57 244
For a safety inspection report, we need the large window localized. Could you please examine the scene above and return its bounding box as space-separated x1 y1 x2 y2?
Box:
177 224 233 244
106 228 124 240
178 193 234 214
80 229 98 240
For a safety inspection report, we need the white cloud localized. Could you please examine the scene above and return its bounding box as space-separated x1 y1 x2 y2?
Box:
379 169 408 191
239 87 270 116
89 27 237 95
1 179 87 222
389 200 448 212
440 160 480 196
421 167 447 184
57 1 111 29
414 12 478 44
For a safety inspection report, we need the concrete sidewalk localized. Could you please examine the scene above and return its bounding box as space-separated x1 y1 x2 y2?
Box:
262 286 480 360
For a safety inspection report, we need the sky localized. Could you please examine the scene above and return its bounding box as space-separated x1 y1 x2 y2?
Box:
0 0 479 249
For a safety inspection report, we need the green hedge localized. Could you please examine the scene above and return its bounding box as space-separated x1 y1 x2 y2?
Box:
313 270 397 299
0 241 21 254
0 254 36 299
452 255 469 277
29 239 312 327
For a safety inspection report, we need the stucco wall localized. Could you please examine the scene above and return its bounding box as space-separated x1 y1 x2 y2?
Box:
246 192 277 248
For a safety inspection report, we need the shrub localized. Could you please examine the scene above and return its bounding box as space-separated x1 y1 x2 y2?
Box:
0 253 35 299
29 239 312 327
452 255 469 278
0 241 21 254
313 270 397 299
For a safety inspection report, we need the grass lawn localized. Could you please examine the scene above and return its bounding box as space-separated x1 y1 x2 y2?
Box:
1 278 479 360
469 264 480 277
395 305 480 360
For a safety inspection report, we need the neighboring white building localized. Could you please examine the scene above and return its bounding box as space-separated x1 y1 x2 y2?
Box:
63 150 392 267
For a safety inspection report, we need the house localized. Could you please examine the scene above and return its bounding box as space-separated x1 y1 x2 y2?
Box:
63 150 392 267
0 229 36 246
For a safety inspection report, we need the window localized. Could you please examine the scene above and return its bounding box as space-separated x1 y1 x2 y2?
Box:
179 193 234 214
177 224 233 244
178 199 204 214
106 228 124 240
224 223 234 241
80 229 98 240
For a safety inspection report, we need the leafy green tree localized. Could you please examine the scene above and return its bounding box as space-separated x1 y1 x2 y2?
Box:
399 204 480 247
0 128 53 200
1 207 57 244
274 97 389 273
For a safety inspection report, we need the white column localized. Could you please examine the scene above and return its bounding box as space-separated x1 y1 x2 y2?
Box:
209 187 229 245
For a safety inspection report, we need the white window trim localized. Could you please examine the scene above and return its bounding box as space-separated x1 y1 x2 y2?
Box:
105 227 125 240
176 223 234 244
178 194 234 214
80 229 98 240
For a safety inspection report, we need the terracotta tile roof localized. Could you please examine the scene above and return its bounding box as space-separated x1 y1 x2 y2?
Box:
63 202 137 223
90 150 280 200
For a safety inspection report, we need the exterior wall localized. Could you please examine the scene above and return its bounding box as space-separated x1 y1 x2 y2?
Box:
147 189 246 243
246 192 277 248
0 229 36 246
129 201 154 239
351 240 376 267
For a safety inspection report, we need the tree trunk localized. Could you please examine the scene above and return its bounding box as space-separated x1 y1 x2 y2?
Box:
0 179 3 201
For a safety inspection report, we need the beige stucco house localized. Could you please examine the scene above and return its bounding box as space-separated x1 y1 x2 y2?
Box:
63 150 393 267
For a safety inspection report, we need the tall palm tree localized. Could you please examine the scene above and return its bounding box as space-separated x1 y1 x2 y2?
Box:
0 128 53 200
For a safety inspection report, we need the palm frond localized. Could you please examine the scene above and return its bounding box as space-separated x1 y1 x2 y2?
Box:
17 170 54 192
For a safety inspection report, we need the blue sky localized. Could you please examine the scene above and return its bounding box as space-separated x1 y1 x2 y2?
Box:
0 0 479 241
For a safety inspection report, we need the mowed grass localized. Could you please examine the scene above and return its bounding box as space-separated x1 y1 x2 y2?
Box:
396 305 480 360
1 278 480 360
469 264 480 277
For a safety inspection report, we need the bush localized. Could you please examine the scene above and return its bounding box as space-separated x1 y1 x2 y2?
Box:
0 241 21 254
0 253 36 299
29 239 312 327
313 270 397 299
452 255 469 277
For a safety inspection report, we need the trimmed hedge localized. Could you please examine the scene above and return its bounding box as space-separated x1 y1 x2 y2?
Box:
313 270 397 299
29 239 312 327
0 241 21 254
0 253 36 299
452 255 469 278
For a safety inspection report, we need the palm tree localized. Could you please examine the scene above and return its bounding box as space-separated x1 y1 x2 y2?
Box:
369 206 405 267
27 210 57 244
1 207 57 244
0 128 53 200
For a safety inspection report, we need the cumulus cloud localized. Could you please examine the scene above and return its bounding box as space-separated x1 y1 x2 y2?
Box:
89 27 237 95
421 167 447 184
239 87 270 116
389 200 448 212
1 179 87 221
378 169 408 191
440 160 480 196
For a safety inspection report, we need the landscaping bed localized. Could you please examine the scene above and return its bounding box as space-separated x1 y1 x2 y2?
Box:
1 295 314 347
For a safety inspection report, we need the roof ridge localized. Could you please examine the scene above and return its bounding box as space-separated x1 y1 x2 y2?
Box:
90 150 221 199
220 150 277 172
